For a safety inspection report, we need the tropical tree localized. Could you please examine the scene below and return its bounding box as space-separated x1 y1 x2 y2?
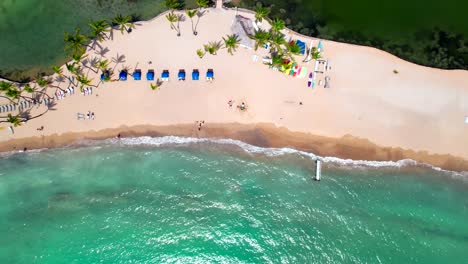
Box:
6 114 21 127
52 66 63 76
250 29 269 50
65 62 79 75
112 14 135 34
271 18 285 33
165 0 182 10
185 9 197 35
268 32 286 52
150 83 159 90
97 59 109 71
64 28 88 56
0 81 14 92
311 47 321 59
23 84 34 94
196 49 205 58
76 75 92 91
165 12 181 36
223 34 240 55
196 0 209 9
287 42 302 56
254 6 270 23
37 76 51 87
5 87 21 100
204 41 222 55
72 53 88 64
271 54 284 67
88 19 110 42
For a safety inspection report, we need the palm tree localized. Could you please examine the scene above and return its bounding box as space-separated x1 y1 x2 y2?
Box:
287 42 302 56
72 53 88 64
23 84 34 94
186 9 197 35
165 0 182 10
223 34 240 55
76 75 92 91
6 114 21 127
271 54 284 67
165 12 180 36
5 87 21 100
88 19 110 42
204 41 222 55
271 18 285 33
254 6 270 23
64 28 88 56
268 32 286 53
112 14 135 34
196 49 205 58
37 76 51 87
52 66 63 76
311 47 321 60
0 81 13 92
250 29 269 50
150 83 159 90
65 62 79 75
97 59 109 71
196 0 209 9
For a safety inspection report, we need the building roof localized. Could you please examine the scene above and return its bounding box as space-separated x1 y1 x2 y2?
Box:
231 15 255 49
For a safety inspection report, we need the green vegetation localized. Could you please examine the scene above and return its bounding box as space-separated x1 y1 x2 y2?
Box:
196 49 205 58
204 41 222 55
223 34 241 55
112 14 136 34
236 0 468 70
166 12 182 36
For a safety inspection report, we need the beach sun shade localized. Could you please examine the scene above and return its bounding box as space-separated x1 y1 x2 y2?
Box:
146 70 154 81
161 71 169 78
206 69 214 79
119 70 127 81
192 70 199 80
133 70 141 80
295 40 306 55
178 70 186 80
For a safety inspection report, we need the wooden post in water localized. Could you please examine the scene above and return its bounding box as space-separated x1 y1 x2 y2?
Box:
315 160 322 181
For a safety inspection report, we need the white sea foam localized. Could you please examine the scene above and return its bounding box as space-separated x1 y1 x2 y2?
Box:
1 135 466 177
107 136 467 177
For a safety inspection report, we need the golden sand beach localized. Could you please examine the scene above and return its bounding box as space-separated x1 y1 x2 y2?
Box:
1 7 467 170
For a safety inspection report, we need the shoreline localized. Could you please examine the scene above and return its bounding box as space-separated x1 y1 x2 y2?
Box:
1 8 468 175
2 123 468 173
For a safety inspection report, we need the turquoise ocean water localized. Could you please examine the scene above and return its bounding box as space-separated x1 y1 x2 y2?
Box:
0 137 467 263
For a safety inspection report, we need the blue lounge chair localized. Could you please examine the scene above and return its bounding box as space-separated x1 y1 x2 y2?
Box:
206 69 214 80
146 70 154 81
161 70 169 81
178 70 186 81
296 40 306 55
119 70 127 81
133 70 141 80
192 69 199 80
101 70 110 81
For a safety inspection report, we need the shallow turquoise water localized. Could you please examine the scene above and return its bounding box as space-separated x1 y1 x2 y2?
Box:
0 139 467 263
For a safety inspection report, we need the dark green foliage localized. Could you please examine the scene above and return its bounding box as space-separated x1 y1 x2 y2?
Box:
236 0 468 70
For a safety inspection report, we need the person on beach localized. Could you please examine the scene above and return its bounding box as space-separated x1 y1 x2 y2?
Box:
37 126 44 131
228 100 234 108
91 112 95 120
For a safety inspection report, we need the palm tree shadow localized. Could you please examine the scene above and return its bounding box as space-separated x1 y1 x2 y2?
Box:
97 46 110 57
112 53 126 71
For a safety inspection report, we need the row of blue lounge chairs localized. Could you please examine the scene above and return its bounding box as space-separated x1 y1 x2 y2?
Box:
102 69 214 81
